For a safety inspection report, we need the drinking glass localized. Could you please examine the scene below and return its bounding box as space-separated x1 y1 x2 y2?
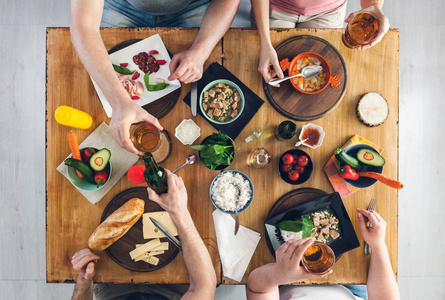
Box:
130 122 162 152
302 241 335 275
342 10 381 49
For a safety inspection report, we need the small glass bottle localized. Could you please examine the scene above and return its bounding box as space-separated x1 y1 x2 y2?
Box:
142 152 168 195
245 129 262 143
54 106 93 129
247 148 271 169
274 120 297 141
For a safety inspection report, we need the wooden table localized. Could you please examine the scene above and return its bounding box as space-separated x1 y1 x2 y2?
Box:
46 27 399 285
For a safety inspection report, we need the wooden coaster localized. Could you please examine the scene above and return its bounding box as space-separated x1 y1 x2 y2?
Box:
263 36 348 121
152 130 172 163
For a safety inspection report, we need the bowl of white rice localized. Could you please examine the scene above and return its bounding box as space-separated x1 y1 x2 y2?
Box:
210 170 254 214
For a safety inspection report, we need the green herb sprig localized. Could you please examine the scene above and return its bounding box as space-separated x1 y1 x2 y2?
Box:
191 132 237 171
112 64 135 75
278 216 314 238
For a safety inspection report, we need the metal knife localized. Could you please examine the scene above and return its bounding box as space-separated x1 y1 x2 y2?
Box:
149 217 182 251
191 82 197 116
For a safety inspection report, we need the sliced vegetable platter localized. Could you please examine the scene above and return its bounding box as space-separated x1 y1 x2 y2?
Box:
92 34 181 118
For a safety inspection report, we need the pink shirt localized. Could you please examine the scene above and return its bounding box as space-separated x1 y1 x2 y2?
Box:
270 0 345 16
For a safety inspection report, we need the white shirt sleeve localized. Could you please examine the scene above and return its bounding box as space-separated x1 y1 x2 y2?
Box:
279 285 364 300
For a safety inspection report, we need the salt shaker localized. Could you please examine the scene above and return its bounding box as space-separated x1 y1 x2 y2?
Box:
245 129 262 143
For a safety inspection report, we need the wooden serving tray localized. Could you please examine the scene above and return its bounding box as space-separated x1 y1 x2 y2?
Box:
108 39 181 120
101 187 180 272
263 35 347 120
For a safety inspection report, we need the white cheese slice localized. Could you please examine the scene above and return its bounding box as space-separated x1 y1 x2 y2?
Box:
129 239 161 260
141 255 159 266
149 250 165 256
134 250 165 262
136 242 169 251
142 212 178 239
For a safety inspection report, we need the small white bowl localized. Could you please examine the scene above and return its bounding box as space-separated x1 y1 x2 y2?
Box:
298 123 325 149
175 119 201 145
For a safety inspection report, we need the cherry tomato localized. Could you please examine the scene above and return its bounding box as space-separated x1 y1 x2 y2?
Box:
281 163 292 174
292 154 299 162
294 165 305 174
282 154 294 165
297 155 309 167
288 170 300 181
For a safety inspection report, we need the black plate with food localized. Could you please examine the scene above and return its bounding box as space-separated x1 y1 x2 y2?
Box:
278 149 313 184
265 191 359 258
101 187 180 272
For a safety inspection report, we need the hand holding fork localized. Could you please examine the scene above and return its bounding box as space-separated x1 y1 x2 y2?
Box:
363 198 377 256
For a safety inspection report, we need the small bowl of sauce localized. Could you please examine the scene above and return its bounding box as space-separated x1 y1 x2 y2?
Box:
298 123 325 149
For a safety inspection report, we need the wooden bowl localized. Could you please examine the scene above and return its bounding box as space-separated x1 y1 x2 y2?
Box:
280 52 340 95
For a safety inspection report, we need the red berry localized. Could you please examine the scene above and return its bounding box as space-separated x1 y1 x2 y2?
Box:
132 71 140 80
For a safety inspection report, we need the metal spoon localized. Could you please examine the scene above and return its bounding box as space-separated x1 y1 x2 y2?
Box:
268 65 323 86
172 154 196 174
233 185 241 235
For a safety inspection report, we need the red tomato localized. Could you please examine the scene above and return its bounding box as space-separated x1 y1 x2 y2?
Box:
292 154 299 162
294 165 305 174
282 154 294 165
288 170 300 181
281 163 292 174
297 155 309 167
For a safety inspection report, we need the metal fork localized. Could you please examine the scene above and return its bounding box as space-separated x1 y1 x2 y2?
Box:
364 198 377 256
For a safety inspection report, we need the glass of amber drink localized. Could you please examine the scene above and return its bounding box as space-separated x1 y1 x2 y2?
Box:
342 11 381 49
130 122 162 153
302 241 335 275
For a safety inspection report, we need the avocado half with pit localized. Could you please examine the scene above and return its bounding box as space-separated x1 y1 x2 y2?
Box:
90 148 111 171
356 148 385 167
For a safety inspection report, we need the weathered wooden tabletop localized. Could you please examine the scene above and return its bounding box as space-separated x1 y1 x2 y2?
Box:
46 27 399 285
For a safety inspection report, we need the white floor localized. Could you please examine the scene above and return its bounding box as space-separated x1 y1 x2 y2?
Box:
0 0 444 299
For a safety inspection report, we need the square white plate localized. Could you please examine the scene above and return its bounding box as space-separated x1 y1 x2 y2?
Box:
91 34 181 117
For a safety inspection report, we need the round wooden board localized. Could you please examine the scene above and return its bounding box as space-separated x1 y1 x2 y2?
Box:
101 187 180 272
263 35 348 121
265 188 328 257
108 39 182 120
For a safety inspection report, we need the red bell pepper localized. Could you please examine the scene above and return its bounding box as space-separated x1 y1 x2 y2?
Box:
94 169 108 187
82 148 96 164
338 165 359 180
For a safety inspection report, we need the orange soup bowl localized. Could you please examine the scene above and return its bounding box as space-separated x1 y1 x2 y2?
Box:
280 52 340 95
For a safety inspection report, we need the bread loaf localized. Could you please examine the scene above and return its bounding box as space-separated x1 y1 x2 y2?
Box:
88 198 145 251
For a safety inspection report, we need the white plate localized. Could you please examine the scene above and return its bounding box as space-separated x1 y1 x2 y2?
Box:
92 34 181 117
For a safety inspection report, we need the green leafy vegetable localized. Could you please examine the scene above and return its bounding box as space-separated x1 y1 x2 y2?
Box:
112 64 135 75
278 216 314 238
144 72 169 92
191 132 237 171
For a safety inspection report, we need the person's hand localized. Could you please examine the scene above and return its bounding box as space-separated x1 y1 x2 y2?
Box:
345 5 390 50
273 238 331 283
147 170 188 219
71 248 100 281
258 44 284 86
109 100 163 154
168 48 206 84
357 208 387 249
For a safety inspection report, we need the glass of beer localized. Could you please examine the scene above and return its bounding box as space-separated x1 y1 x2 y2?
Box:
130 122 162 153
342 10 381 49
302 241 335 275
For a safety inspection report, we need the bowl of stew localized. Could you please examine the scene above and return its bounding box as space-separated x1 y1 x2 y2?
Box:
199 79 244 125
280 52 340 94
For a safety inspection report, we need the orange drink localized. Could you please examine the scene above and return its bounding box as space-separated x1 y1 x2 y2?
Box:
302 241 335 275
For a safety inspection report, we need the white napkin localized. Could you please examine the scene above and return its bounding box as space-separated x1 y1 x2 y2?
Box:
56 122 139 204
212 210 261 282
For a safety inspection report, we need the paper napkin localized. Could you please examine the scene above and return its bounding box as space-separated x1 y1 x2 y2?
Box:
57 122 139 204
212 210 261 282
323 134 384 198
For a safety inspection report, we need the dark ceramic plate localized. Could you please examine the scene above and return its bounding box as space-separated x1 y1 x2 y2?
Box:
278 149 313 184
265 192 360 258
198 135 235 171
341 144 384 188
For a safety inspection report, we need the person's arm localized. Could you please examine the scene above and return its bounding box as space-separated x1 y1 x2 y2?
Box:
345 0 390 50
246 238 329 300
357 209 400 300
148 170 217 299
167 0 241 84
250 0 284 86
70 0 162 154
71 248 100 300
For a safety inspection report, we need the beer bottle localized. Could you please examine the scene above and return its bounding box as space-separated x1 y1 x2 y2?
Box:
274 121 297 140
142 152 168 195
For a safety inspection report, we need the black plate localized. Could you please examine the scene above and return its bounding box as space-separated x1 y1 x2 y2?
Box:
198 135 235 170
278 149 313 184
265 192 359 258
101 187 180 272
341 144 384 188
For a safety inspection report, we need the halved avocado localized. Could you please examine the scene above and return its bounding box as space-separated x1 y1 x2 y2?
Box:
356 148 385 167
90 148 111 171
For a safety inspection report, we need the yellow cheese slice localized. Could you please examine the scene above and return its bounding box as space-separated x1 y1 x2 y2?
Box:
136 242 169 251
134 250 165 262
141 255 159 266
149 250 165 256
129 239 161 260
142 212 178 239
